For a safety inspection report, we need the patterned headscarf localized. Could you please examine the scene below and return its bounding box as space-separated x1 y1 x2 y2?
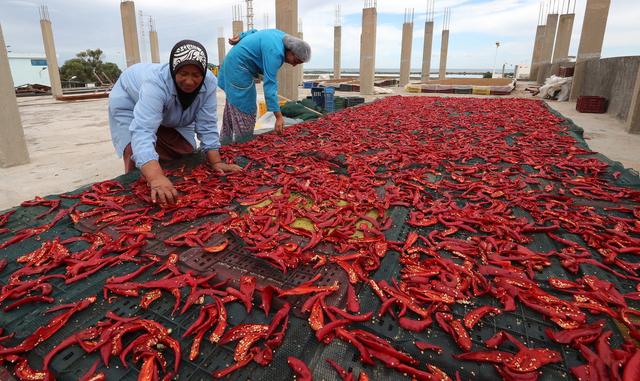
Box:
169 40 208 109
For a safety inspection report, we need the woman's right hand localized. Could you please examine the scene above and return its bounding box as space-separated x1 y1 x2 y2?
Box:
149 175 178 205
228 35 240 45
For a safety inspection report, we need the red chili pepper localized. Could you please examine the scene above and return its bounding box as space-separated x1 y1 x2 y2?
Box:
326 358 354 381
279 282 339 297
0 210 15 228
398 316 432 332
463 306 501 330
0 296 95 355
12 357 51 380
3 295 54 312
415 341 443 353
78 359 105 381
0 208 68 249
20 196 61 219
545 320 604 348
259 285 279 316
287 356 312 381
623 349 640 381
203 239 229 253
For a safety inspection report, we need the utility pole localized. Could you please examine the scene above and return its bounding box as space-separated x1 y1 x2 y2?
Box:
492 41 500 77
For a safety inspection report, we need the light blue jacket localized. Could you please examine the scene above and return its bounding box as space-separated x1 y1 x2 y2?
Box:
218 29 286 116
108 63 220 168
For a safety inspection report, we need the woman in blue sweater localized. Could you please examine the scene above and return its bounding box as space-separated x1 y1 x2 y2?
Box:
109 40 241 205
218 29 311 144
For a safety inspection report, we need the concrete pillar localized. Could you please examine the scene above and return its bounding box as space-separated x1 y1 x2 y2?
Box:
628 67 640 134
276 0 298 101
359 6 377 96
149 30 160 63
297 31 304 85
553 13 575 64
39 15 62 98
438 30 449 80
399 21 413 86
570 0 611 101
536 13 559 84
529 25 546 81
421 21 434 82
333 26 341 79
120 1 140 67
0 25 30 167
232 20 244 37
217 37 226 66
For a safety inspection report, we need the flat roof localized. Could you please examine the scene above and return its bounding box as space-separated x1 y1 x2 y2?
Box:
7 53 47 59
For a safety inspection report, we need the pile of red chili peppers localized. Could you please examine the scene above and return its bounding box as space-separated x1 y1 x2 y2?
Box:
1 96 640 380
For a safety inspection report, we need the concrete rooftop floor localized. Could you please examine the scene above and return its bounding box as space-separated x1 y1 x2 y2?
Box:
1 81 639 211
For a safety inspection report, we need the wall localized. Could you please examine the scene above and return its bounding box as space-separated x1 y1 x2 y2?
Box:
8 54 51 87
536 61 573 84
537 56 640 123
577 56 640 121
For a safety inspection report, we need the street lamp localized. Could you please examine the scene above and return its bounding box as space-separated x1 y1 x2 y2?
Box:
492 41 501 78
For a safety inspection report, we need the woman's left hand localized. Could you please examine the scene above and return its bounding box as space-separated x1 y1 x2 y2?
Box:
212 162 242 175
228 35 240 45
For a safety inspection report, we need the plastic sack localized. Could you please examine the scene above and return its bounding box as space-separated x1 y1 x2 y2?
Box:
254 112 304 135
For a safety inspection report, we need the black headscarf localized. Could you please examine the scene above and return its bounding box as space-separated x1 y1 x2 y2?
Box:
169 40 208 110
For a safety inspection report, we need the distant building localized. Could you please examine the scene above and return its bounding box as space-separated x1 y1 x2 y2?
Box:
515 64 531 80
8 53 51 87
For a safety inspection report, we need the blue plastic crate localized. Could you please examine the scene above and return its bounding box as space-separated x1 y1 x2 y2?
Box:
311 87 325 108
324 87 335 112
303 81 314 89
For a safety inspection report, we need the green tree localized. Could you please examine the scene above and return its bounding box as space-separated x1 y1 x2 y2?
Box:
60 49 122 86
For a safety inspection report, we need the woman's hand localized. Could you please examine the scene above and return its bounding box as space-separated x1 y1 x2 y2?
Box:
228 35 240 45
148 175 178 205
274 111 285 134
141 160 177 205
212 162 242 175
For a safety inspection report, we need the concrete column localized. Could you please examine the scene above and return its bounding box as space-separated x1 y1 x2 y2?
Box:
39 17 62 98
421 21 434 82
232 20 244 37
276 0 298 101
333 26 341 79
553 13 575 64
0 25 30 167
120 1 140 67
297 32 304 85
628 67 640 134
359 6 377 96
570 0 611 101
149 30 160 63
399 21 413 86
529 25 546 81
536 13 559 84
217 37 226 66
438 30 449 80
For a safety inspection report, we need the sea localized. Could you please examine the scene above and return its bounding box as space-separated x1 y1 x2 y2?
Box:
304 68 514 79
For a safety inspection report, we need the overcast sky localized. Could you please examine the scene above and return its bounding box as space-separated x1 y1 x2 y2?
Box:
2 0 639 71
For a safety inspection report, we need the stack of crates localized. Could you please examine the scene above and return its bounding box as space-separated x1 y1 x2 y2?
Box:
311 87 325 108
324 87 335 112
576 96 607 113
558 66 575 77
345 96 365 108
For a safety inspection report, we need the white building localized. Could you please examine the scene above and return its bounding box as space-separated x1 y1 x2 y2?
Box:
8 53 51 87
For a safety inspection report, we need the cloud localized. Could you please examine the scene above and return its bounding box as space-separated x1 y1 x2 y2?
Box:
1 0 638 71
